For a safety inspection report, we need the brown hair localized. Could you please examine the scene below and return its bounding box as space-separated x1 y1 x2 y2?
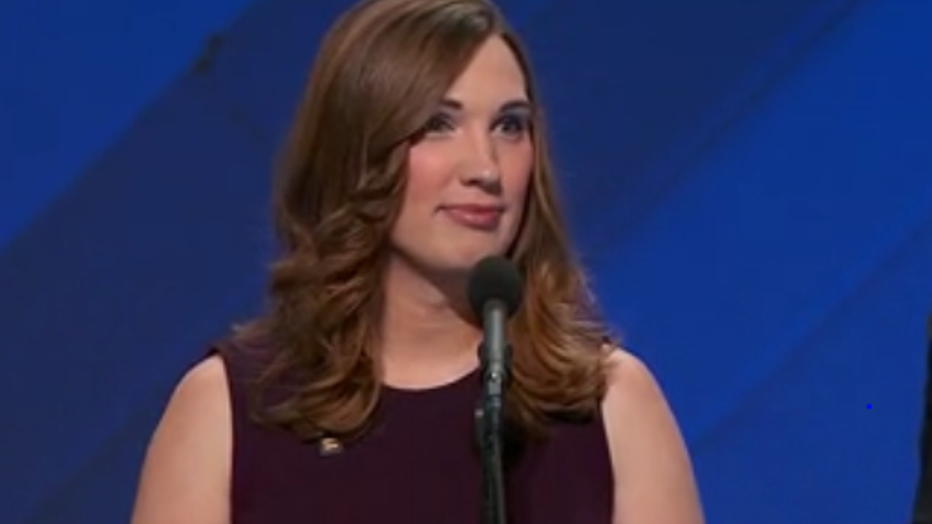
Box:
243 0 614 441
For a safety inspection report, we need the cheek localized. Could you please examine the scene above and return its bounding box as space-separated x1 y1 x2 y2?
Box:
404 146 447 205
502 142 534 206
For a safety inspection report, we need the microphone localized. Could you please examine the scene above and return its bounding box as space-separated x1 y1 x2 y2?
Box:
467 255 523 524
468 255 523 415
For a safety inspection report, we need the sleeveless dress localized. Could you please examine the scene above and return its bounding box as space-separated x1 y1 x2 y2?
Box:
211 337 614 524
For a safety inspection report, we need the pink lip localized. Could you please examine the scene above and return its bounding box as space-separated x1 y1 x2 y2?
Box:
442 204 504 230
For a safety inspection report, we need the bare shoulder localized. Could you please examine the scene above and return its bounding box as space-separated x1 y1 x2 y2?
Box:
602 348 664 404
130 354 231 524
600 347 704 524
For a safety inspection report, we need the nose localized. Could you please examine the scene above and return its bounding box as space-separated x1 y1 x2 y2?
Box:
459 129 501 187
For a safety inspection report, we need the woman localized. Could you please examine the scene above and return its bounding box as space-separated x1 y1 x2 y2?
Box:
130 0 704 522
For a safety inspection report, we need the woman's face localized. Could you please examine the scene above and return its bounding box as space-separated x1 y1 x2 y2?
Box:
390 36 534 279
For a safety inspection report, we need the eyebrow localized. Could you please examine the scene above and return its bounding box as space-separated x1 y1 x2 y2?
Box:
438 97 533 113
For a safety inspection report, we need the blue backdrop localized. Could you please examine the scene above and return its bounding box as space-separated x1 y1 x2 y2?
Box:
1 0 930 522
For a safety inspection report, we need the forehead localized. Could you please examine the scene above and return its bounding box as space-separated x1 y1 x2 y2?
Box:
444 36 528 105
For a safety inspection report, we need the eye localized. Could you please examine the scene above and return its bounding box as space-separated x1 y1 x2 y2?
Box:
494 114 531 138
422 112 455 135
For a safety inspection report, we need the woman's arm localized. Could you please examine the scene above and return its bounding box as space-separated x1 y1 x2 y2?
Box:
602 350 704 524
130 355 232 524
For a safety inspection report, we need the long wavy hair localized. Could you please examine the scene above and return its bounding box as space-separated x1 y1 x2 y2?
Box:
241 0 615 442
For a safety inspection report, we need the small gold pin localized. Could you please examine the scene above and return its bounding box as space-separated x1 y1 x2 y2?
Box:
318 437 343 456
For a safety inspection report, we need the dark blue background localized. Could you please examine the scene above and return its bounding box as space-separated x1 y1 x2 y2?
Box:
1 0 930 522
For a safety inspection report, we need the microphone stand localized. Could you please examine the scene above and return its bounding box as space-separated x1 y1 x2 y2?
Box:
475 301 511 524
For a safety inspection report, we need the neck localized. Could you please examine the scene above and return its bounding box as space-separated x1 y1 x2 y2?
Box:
378 258 481 387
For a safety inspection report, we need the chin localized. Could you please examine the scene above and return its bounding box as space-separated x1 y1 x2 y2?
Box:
391 234 514 282
423 248 503 280
452 244 509 267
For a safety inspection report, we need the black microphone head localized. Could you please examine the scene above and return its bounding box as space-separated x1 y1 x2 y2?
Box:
467 256 523 320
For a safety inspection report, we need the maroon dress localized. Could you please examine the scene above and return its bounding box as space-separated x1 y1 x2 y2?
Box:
212 337 614 524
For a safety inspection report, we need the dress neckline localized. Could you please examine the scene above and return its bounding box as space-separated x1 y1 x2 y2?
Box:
381 366 480 397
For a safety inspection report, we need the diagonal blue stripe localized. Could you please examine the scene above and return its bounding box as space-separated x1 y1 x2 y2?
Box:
577 0 864 254
692 194 932 449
